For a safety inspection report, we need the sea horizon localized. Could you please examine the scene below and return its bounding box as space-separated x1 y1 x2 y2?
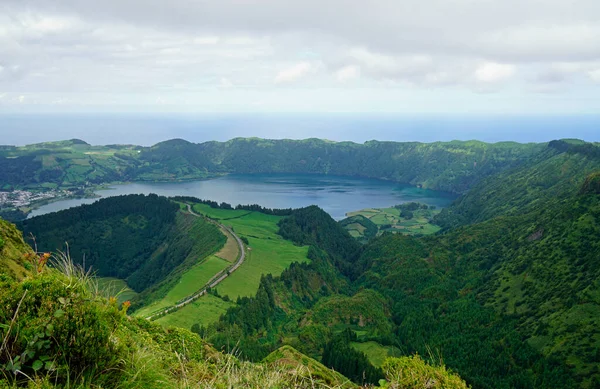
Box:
1 112 599 147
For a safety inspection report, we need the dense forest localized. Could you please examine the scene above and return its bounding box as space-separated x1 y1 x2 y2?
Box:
18 194 225 292
190 141 600 388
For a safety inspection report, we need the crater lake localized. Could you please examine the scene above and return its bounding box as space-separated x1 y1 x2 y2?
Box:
28 174 457 220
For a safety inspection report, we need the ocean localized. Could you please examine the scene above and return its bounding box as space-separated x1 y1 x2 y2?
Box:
1 113 599 146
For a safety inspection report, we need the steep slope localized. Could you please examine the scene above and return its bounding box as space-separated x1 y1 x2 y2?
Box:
0 219 468 389
0 219 33 281
1 137 543 194
435 140 600 228
354 158 600 386
18 194 225 295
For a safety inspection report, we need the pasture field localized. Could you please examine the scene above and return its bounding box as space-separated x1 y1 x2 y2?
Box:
193 204 310 299
155 294 234 328
350 341 402 367
134 255 230 318
345 204 440 238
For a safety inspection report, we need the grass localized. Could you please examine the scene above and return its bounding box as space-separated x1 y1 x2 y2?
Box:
350 341 402 367
97 277 138 304
192 204 310 299
141 204 309 327
134 256 230 318
345 206 441 238
214 225 239 262
155 293 234 328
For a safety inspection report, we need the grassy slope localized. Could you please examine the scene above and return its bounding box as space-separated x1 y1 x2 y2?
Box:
134 255 229 318
0 218 33 280
350 341 402 367
193 203 310 299
155 204 310 328
346 206 440 237
155 293 235 328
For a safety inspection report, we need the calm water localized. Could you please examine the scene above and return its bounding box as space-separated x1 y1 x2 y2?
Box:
28 174 457 220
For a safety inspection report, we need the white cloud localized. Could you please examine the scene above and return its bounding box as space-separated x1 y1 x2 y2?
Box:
589 69 600 82
474 62 516 83
0 0 599 112
220 77 234 88
335 65 360 82
274 62 313 84
194 36 220 45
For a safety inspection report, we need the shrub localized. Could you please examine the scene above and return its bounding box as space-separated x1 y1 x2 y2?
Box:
381 355 469 389
0 266 125 385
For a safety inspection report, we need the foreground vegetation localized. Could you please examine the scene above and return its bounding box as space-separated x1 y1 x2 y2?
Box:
0 219 469 388
2 138 600 388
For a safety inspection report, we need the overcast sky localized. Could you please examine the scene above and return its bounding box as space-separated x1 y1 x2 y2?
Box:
1 0 599 114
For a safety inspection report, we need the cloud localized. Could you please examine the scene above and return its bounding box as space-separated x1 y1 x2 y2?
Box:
220 77 234 88
589 69 600 82
274 62 314 84
0 0 599 112
335 65 360 82
474 62 516 83
194 36 220 45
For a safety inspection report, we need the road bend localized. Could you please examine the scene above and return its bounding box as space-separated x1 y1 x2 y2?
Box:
145 203 246 320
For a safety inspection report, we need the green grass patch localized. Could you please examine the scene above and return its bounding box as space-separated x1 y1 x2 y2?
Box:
193 203 251 220
350 341 402 367
343 204 441 238
155 294 234 328
134 255 229 318
192 206 310 300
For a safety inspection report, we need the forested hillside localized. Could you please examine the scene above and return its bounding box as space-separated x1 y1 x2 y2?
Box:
3 138 600 388
1 137 544 194
435 139 600 228
0 216 469 389
189 141 600 388
18 194 225 293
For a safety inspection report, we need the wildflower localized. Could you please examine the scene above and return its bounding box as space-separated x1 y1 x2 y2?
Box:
122 300 131 314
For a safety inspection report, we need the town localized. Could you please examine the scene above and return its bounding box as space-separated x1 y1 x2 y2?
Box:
0 189 73 208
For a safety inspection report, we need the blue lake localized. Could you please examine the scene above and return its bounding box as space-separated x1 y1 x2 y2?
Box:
28 174 457 220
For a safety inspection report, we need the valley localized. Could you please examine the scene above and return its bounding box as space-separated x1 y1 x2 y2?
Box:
1 137 599 388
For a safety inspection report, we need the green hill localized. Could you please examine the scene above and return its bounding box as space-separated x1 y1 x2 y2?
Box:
1 137 543 196
0 218 468 388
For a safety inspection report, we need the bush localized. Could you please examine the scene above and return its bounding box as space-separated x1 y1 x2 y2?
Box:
0 267 125 385
382 355 469 389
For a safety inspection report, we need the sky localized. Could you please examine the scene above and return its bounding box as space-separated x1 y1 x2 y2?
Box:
0 0 599 115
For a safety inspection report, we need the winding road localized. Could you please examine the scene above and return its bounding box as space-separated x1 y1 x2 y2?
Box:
145 203 246 320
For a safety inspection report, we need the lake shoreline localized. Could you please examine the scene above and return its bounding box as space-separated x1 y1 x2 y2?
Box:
26 173 458 220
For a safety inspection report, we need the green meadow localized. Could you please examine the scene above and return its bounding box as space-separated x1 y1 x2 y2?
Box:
193 203 310 300
350 341 402 367
134 255 230 318
144 204 309 328
345 205 440 238
155 293 235 329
